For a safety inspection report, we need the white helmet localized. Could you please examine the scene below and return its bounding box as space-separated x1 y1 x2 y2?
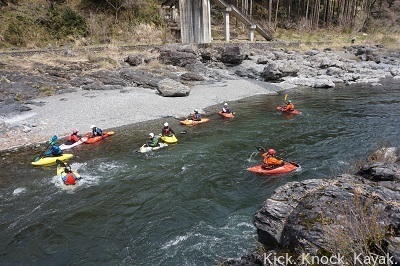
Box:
149 133 154 138
224 103 228 106
164 122 169 127
90 125 95 129
194 109 198 113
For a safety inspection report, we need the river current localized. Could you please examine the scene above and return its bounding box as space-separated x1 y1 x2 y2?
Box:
0 79 399 265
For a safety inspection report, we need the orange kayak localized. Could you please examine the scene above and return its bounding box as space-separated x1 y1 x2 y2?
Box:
248 162 300 175
219 111 234 118
276 106 302 115
180 118 210 126
84 131 115 144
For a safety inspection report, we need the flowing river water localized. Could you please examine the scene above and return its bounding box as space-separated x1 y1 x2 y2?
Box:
0 79 399 265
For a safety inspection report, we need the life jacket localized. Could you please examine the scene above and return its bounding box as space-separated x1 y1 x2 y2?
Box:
67 134 79 143
262 154 283 168
52 145 62 156
163 127 171 135
285 103 295 111
64 173 76 185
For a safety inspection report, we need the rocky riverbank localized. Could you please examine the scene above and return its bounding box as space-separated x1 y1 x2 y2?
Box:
1 43 399 153
223 147 400 265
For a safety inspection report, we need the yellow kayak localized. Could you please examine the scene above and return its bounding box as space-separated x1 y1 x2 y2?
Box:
160 134 178 144
57 165 81 185
180 118 210 126
31 154 73 166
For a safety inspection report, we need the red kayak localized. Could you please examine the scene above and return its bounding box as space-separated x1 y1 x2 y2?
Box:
248 161 300 175
84 131 115 144
219 111 234 118
276 106 302 115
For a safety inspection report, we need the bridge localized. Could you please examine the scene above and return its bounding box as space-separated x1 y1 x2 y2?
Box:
174 0 273 44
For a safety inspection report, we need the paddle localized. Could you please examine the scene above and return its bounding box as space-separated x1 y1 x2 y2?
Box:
56 159 66 167
34 135 57 162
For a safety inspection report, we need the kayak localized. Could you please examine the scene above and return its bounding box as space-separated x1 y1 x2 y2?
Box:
276 106 302 115
160 134 178 144
248 161 300 175
180 118 211 126
31 153 73 166
57 165 81 185
84 131 115 144
219 111 234 118
139 142 168 153
60 137 88 150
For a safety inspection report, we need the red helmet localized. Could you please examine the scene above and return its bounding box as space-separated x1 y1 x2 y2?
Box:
267 149 276 155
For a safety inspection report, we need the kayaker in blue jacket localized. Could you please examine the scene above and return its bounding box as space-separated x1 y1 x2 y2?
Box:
91 125 104 138
189 109 201 121
45 144 62 157
222 103 231 113
147 133 159 147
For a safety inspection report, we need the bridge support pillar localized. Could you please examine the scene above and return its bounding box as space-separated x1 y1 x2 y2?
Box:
249 25 256 41
179 0 211 44
224 7 232 43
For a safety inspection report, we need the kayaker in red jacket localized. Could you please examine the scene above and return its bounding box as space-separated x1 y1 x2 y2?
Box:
161 122 175 136
61 163 78 185
283 100 295 112
262 148 284 169
65 129 81 145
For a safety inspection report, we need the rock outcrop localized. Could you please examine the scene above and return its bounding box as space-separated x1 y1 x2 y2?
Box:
225 148 400 265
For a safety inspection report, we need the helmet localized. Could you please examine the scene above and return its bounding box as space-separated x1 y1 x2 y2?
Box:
149 133 154 138
287 100 292 103
164 122 169 127
90 125 95 129
194 109 198 113
224 103 228 106
267 148 276 155
73 129 78 134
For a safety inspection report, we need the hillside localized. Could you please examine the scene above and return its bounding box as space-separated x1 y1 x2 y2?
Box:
0 0 399 49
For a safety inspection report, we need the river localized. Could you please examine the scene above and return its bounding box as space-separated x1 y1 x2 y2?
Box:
0 79 399 265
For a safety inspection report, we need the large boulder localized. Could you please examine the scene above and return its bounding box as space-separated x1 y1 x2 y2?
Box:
218 46 245 66
253 156 400 264
157 78 190 97
159 44 198 67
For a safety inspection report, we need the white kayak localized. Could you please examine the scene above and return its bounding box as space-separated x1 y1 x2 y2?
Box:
138 142 168 153
60 137 88 150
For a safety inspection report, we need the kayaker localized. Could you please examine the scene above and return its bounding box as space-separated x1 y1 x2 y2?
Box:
161 122 175 136
91 125 104 138
62 164 78 185
65 129 81 145
147 133 159 147
45 144 62 157
262 148 284 169
222 103 231 113
189 109 201 121
283 100 295 112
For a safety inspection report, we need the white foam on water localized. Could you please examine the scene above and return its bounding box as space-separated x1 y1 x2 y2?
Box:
162 232 193 250
12 187 26 195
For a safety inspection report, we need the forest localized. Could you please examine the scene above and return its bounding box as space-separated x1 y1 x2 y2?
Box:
0 0 398 49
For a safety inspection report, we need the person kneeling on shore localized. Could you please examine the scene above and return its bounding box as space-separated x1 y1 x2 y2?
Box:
262 148 284 169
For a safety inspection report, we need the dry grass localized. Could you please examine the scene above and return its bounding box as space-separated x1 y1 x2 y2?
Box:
322 192 391 265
